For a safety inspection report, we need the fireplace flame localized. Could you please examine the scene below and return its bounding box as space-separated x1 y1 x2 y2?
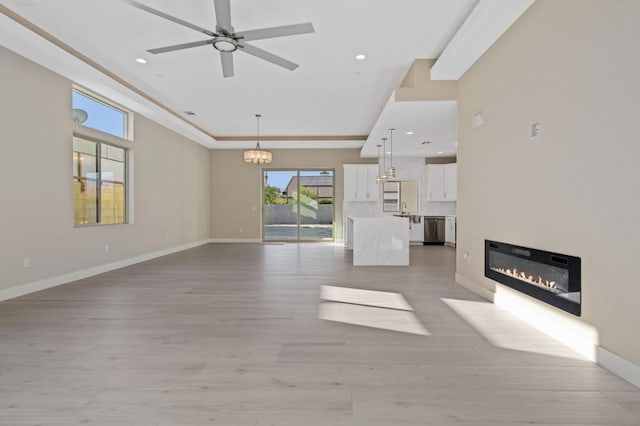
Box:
491 267 560 293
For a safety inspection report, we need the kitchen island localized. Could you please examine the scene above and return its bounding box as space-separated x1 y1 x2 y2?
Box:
345 216 410 266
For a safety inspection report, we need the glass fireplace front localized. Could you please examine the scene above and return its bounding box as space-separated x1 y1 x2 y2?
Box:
485 240 581 316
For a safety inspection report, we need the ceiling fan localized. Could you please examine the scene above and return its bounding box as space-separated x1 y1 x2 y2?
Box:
126 0 314 78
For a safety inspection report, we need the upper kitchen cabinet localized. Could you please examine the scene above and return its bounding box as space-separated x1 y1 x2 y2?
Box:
444 163 457 201
343 164 380 202
426 163 457 201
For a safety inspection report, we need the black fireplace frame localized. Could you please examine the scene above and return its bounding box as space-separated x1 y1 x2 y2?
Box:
485 240 581 316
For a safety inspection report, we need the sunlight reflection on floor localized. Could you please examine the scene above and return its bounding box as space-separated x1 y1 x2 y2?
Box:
318 286 428 335
320 285 413 310
442 297 587 361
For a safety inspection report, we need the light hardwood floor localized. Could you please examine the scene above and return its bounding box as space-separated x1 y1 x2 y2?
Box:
1 243 639 425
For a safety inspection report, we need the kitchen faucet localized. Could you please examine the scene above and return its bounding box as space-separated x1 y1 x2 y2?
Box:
401 201 407 214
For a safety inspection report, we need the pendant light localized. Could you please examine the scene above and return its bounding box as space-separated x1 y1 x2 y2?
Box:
376 138 388 184
375 144 385 184
243 114 272 164
386 128 396 178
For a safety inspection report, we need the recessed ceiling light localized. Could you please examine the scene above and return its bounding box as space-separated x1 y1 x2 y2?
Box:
386 151 391 154
454 142 458 146
135 57 147 64
355 54 366 61
406 131 414 135
438 151 444 154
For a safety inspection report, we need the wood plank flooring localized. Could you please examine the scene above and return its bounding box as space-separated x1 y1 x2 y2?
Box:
1 243 639 425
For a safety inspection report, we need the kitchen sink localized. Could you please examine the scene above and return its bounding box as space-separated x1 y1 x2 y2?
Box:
393 214 422 223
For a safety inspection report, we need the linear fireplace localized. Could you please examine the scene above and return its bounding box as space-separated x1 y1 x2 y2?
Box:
485 240 581 316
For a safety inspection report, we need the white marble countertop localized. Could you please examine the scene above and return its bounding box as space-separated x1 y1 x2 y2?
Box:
346 216 410 266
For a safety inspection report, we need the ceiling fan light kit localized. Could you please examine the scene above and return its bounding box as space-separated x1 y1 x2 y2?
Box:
213 36 238 52
126 0 315 78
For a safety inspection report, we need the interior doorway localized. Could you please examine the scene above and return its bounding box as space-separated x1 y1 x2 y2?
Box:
262 169 335 242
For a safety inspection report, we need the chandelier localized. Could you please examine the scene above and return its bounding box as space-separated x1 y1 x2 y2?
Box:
243 114 272 164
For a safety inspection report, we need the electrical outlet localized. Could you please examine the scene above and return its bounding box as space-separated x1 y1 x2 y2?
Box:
239 227 243 233
463 252 470 263
23 257 31 268
104 244 110 253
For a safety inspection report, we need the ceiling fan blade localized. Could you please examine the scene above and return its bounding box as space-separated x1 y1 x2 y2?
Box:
147 39 215 54
213 0 232 32
239 43 299 71
238 23 315 42
220 52 234 78
125 0 216 36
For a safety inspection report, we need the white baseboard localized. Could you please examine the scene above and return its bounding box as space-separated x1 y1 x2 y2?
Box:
597 346 640 388
0 239 210 302
455 272 495 302
208 238 261 243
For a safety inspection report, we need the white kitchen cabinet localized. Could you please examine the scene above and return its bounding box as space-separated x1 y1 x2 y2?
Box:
445 215 456 246
343 165 358 201
426 165 445 201
426 164 457 201
343 164 379 202
444 163 457 201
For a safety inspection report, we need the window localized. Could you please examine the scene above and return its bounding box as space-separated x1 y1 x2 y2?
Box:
72 87 130 226
73 137 126 225
72 88 128 139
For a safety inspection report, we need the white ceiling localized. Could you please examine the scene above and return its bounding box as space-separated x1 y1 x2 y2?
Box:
361 95 457 158
1 0 478 150
2 0 534 156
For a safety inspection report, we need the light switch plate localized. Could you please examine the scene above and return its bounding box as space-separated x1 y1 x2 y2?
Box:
530 121 541 140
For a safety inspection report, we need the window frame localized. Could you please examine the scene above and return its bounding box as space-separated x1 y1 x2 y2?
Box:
73 136 129 227
72 85 133 141
71 87 134 227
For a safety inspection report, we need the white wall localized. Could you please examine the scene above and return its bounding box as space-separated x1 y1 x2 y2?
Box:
456 0 640 365
0 46 210 292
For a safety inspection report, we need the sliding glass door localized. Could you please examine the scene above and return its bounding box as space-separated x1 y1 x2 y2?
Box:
298 170 334 240
262 169 334 242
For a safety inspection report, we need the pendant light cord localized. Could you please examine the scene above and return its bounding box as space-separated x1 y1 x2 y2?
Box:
255 114 262 149
388 128 394 168
382 137 387 174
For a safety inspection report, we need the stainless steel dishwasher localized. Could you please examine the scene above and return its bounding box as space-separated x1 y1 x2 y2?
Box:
423 216 445 245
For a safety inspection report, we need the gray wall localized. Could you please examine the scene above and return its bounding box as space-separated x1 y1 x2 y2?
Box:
456 0 640 365
0 46 211 292
210 149 375 241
